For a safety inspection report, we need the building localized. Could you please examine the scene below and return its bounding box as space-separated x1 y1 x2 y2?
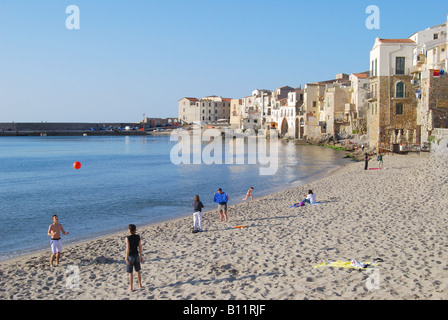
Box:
349 72 370 121
367 38 418 151
178 96 231 125
410 16 448 144
178 97 200 124
367 15 448 151
321 83 352 138
229 98 243 126
239 90 272 131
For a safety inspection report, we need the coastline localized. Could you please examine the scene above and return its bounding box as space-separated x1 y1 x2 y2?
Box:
1 152 447 300
0 142 351 263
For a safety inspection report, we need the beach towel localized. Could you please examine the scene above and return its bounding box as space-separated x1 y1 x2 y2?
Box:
290 202 304 207
214 192 228 203
290 202 321 207
314 260 380 270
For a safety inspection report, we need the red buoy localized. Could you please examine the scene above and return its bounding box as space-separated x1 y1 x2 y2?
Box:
73 161 81 170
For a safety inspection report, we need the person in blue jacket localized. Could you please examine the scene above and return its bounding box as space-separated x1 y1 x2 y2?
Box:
214 188 229 222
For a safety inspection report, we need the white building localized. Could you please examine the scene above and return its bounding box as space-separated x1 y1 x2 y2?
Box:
178 96 231 125
409 15 448 142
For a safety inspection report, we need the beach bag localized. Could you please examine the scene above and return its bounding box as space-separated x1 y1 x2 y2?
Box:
299 201 305 206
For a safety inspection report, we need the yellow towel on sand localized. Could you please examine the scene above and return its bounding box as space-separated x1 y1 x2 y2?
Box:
314 260 379 269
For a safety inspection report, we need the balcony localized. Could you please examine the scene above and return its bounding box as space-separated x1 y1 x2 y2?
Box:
416 53 426 65
366 92 377 101
390 68 414 76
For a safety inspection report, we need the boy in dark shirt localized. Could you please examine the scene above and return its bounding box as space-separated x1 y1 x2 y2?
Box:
125 224 143 291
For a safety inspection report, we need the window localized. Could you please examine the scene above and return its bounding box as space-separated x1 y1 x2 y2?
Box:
396 82 404 98
371 59 378 76
434 33 439 40
396 103 403 115
396 57 405 75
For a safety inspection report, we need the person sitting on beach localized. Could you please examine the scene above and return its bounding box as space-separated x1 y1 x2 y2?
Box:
192 195 204 232
242 187 254 201
301 190 316 205
214 188 229 222
47 214 69 267
125 224 144 291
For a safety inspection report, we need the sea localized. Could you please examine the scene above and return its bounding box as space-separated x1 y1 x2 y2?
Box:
0 135 350 260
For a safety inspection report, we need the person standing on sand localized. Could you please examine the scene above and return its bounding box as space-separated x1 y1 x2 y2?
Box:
125 224 143 291
192 194 204 232
377 153 384 170
47 214 69 267
242 187 254 201
214 188 229 222
364 154 370 170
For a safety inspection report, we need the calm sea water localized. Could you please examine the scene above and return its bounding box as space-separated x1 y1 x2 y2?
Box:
0 135 349 260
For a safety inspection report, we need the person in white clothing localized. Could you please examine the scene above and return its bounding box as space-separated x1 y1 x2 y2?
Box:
192 195 204 232
302 190 316 205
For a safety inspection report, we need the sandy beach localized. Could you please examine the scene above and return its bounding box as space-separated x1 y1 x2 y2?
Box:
1 151 447 301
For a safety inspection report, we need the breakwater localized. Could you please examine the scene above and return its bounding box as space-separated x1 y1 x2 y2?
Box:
0 122 152 136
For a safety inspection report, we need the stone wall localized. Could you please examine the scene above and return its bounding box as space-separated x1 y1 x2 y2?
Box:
428 74 448 129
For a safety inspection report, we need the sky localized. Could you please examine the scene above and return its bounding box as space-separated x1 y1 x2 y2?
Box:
0 0 447 123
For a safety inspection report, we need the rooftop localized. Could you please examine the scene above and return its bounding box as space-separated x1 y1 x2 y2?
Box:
378 38 416 44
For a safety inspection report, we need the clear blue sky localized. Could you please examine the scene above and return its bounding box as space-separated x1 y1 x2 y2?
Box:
0 0 447 122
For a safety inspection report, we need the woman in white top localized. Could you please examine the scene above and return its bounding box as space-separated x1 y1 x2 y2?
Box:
302 190 316 205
